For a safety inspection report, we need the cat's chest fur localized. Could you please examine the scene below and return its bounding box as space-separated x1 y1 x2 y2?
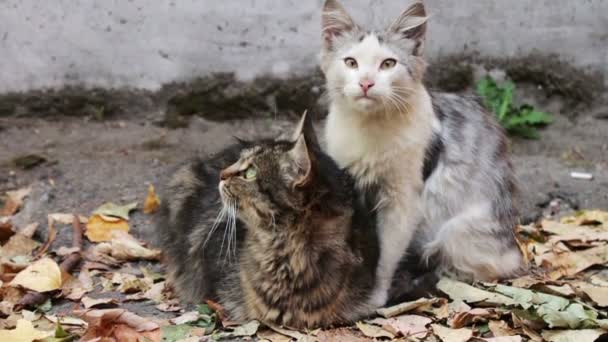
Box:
325 99 435 197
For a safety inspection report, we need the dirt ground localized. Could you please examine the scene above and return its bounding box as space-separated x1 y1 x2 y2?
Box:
1 94 607 320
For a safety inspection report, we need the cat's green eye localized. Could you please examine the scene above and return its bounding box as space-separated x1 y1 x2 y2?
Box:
244 166 257 180
380 58 397 69
344 57 358 69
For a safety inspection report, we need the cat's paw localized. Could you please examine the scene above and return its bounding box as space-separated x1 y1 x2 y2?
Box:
369 287 389 308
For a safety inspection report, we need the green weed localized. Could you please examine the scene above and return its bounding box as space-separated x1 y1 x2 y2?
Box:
476 76 553 139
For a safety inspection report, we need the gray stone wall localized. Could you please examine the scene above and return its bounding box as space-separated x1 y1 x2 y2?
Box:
1 0 606 93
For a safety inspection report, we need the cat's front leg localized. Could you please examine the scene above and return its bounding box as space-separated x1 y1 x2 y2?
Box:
369 194 422 307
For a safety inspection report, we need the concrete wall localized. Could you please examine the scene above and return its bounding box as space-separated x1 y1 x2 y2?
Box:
1 0 606 93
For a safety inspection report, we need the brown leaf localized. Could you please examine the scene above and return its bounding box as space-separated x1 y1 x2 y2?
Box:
257 328 294 342
62 270 94 301
107 231 161 261
511 313 543 341
541 219 608 245
355 321 394 339
540 244 608 279
431 324 473 342
572 281 608 306
78 308 160 341
82 296 118 309
85 214 130 242
143 184 161 214
0 187 31 217
0 233 39 258
450 308 500 328
113 323 161 342
488 320 517 337
19 222 38 238
90 231 161 263
369 314 431 338
316 328 370 342
33 215 58 258
263 323 309 341
0 219 14 243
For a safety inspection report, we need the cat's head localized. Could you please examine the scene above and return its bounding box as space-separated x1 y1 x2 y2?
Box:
321 0 428 114
218 112 328 229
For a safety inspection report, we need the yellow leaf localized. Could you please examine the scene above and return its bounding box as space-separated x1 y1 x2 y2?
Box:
143 184 161 214
0 319 53 342
85 214 129 242
561 210 608 228
10 257 62 292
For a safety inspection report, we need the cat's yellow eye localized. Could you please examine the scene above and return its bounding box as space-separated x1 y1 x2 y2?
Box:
380 58 397 70
344 57 358 69
244 166 257 180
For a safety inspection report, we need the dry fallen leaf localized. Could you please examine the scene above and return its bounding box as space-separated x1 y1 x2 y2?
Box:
369 314 431 338
541 329 607 342
561 210 608 228
85 214 130 242
0 219 14 243
92 201 138 221
10 257 62 292
572 281 608 307
0 318 53 342
540 245 608 279
0 233 39 257
437 278 516 306
431 324 473 342
95 230 161 261
450 308 500 328
143 184 161 214
81 296 118 309
483 337 523 342
356 321 395 339
170 311 200 325
76 309 160 341
48 213 87 225
257 328 294 342
0 187 31 217
488 320 518 337
18 222 38 238
541 220 608 245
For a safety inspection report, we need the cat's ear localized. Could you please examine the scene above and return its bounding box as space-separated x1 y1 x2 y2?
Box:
289 134 314 188
291 110 320 150
387 1 428 55
322 0 357 50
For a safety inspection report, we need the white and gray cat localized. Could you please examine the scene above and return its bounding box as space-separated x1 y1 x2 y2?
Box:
321 0 524 307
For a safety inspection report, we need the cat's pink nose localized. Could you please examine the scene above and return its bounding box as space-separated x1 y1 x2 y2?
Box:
359 80 375 95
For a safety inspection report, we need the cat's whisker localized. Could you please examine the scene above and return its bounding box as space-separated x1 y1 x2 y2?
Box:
224 200 237 264
203 204 228 249
230 201 239 263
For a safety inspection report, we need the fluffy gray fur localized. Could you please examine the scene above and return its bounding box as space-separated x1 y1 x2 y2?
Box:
321 0 524 306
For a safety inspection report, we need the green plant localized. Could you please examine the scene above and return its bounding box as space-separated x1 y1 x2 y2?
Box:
476 76 553 139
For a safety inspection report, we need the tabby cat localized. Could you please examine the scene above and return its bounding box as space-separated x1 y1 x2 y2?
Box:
156 113 380 328
321 0 524 307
